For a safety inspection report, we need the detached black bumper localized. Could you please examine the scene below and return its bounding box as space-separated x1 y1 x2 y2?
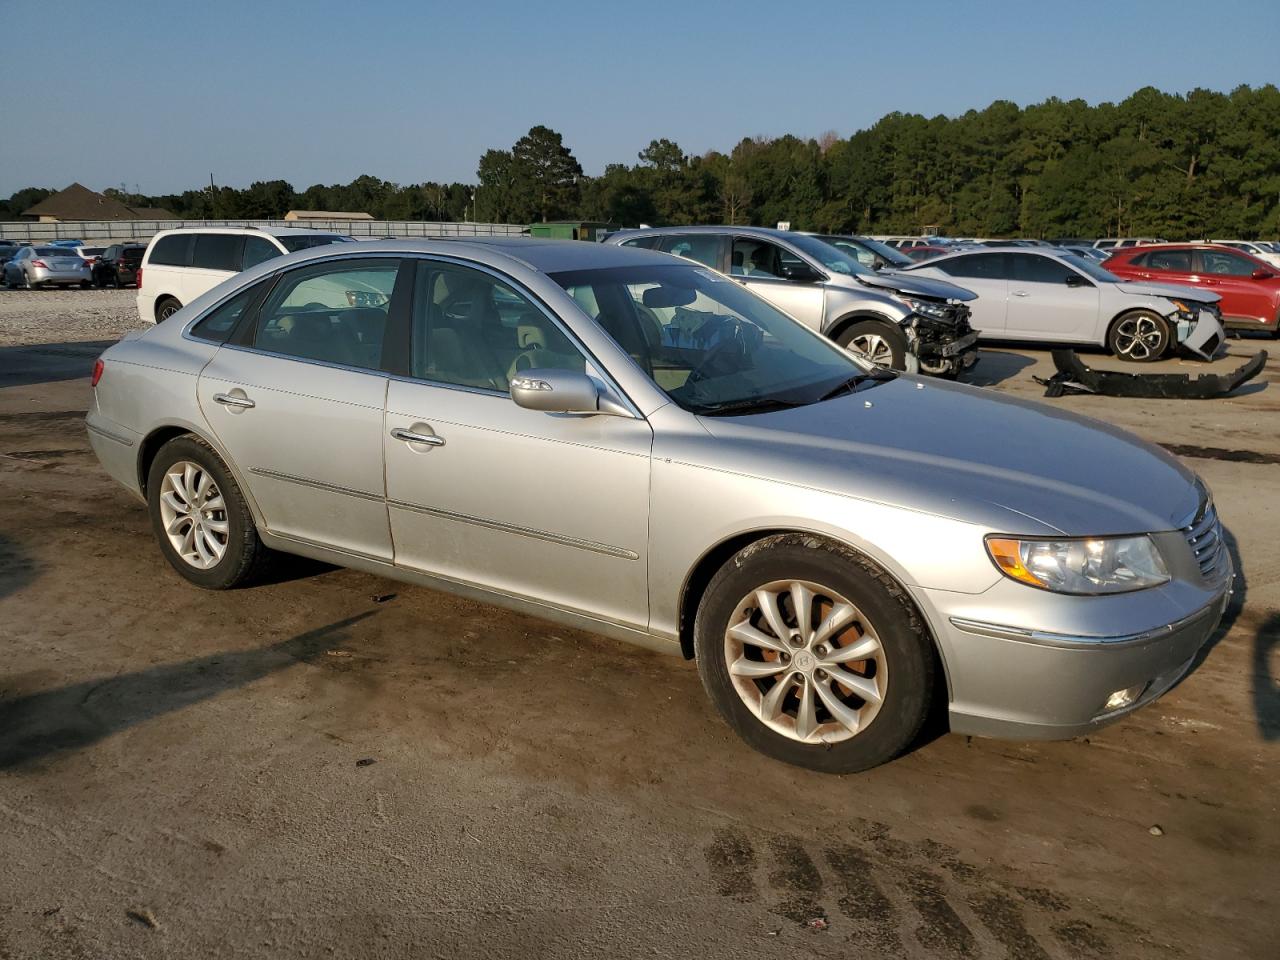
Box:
1038 349 1268 399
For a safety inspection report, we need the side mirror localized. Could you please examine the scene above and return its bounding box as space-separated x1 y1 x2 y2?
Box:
780 262 822 283
510 368 629 417
1064 273 1091 287
1252 268 1274 280
871 257 886 271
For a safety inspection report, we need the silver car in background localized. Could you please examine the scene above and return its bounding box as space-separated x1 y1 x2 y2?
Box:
87 239 1232 773
3 245 93 289
607 226 980 377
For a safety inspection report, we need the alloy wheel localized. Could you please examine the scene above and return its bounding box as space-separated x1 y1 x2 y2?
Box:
158 460 229 569
846 332 893 366
1114 315 1165 360
723 579 888 744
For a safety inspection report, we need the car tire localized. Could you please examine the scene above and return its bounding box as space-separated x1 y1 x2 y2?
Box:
146 434 270 590
155 297 182 322
693 533 935 774
80 281 91 289
836 320 908 370
1108 310 1171 362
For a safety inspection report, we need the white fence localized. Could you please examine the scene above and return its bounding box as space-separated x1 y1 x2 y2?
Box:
0 219 528 244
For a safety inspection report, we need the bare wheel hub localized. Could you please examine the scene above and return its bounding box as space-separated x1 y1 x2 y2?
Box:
158 461 229 569
724 579 888 745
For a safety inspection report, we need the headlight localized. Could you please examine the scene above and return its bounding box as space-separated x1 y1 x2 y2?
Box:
899 296 950 319
1168 299 1197 321
985 535 1169 594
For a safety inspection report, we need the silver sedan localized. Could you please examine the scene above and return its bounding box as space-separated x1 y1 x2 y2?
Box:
4 245 93 289
86 239 1232 772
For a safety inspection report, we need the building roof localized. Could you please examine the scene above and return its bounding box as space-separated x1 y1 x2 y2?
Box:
20 183 178 221
22 183 140 221
129 206 178 220
284 210 375 221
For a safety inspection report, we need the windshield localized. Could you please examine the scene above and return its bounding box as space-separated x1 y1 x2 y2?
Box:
1061 254 1122 283
782 233 875 277
550 263 883 416
278 234 354 253
816 235 912 269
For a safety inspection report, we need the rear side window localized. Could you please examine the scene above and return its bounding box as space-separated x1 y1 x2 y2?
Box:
190 285 260 342
148 234 193 266
662 234 722 269
1139 250 1192 272
252 259 399 370
277 234 351 253
242 236 281 269
192 234 242 272
936 253 1006 279
1011 254 1076 284
620 236 659 250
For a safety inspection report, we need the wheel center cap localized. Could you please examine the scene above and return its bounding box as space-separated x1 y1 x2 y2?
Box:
793 650 815 672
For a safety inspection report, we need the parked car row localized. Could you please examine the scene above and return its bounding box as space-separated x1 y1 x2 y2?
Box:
87 236 1234 773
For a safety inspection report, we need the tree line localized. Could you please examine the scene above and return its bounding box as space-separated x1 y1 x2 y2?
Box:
4 85 1278 238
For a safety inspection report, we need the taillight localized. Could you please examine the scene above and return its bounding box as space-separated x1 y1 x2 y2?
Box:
31 259 47 268
136 267 143 289
91 359 104 387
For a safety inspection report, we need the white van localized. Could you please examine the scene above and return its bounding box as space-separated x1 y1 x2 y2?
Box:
136 226 353 323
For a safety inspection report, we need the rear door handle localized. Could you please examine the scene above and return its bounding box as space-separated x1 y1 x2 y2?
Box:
1011 290 1030 297
391 427 445 447
213 393 255 409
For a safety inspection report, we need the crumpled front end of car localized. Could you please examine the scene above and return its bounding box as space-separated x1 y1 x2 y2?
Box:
1172 301 1226 360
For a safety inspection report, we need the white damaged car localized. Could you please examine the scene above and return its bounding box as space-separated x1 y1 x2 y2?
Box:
906 248 1225 362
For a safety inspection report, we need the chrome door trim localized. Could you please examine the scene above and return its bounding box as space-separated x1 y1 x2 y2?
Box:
248 466 383 503
258 527 675 654
386 498 640 561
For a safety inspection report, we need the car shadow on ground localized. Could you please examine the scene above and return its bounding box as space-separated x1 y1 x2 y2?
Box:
963 349 1037 387
0 611 376 770
0 340 116 388
1255 614 1280 742
0 534 37 602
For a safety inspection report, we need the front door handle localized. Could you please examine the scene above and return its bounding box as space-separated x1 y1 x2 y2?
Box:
391 427 445 447
213 393 255 409
1011 290 1030 297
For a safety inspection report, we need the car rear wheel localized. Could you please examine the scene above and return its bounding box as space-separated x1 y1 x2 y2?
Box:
156 297 182 322
836 320 907 370
694 534 934 773
1109 310 1171 362
147 435 270 589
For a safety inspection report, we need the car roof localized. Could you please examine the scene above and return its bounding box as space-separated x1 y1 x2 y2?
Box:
611 225 797 242
152 225 351 239
250 236 676 275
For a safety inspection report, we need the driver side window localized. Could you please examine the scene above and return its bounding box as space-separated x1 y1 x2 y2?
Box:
731 238 804 279
410 263 585 392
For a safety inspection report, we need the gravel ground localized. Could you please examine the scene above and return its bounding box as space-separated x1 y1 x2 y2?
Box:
1 293 1277 959
0 288 149 347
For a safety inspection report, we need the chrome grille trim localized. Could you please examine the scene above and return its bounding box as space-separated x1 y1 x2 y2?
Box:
1181 498 1226 581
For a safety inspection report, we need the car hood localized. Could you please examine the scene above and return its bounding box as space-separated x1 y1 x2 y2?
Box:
1112 280 1220 305
848 269 977 302
695 377 1199 536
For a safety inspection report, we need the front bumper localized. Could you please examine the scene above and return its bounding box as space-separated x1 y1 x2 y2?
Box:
919 557 1232 740
1177 306 1226 360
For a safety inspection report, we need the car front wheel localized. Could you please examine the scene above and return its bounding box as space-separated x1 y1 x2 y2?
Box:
147 435 269 589
694 534 934 773
836 320 907 370
1109 310 1171 362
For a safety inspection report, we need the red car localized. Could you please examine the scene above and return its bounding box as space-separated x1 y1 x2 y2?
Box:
1103 244 1280 337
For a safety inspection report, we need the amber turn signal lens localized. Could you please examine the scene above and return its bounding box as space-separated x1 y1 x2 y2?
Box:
985 537 1044 588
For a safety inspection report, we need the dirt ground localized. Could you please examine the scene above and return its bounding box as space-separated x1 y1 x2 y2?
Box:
1 288 1277 959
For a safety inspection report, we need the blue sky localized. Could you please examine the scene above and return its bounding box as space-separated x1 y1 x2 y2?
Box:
2 0 1277 197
